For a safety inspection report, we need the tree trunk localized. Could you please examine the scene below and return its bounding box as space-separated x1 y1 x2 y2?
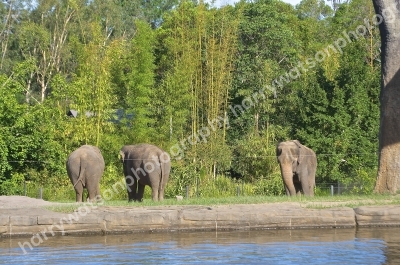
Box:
373 1 400 193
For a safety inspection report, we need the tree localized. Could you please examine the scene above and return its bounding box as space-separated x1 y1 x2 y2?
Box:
293 40 379 186
373 0 400 193
112 20 157 143
289 0 380 190
50 21 117 149
17 0 75 103
154 1 197 143
0 0 25 71
140 0 179 28
296 0 333 20
230 0 301 140
0 62 66 195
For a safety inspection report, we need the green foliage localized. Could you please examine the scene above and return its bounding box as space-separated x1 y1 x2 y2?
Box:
165 163 198 198
118 20 157 143
195 135 233 174
296 0 333 20
100 164 127 201
232 128 287 182
0 68 66 192
196 175 238 198
252 173 285 196
0 0 381 201
140 0 180 28
0 173 25 195
154 1 198 142
341 168 377 195
293 39 379 185
230 0 301 140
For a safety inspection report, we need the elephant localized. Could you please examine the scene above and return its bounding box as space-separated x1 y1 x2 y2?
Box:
66 145 105 202
276 140 317 196
119 143 171 202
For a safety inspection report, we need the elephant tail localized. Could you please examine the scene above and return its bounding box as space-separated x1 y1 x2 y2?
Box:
74 159 86 188
158 156 165 194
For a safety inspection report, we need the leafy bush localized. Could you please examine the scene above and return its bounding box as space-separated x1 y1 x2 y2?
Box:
232 129 286 182
165 163 198 198
0 173 25 195
252 173 285 196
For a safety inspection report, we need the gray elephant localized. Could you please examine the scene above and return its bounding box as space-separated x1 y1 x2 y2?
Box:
276 140 317 196
120 143 171 202
66 145 105 202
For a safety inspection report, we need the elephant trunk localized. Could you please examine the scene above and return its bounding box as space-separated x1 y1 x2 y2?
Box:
280 162 296 196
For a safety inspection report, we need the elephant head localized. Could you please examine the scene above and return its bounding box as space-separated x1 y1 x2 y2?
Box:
276 140 317 196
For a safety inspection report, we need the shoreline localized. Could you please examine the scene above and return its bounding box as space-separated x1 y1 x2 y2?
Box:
2 202 400 239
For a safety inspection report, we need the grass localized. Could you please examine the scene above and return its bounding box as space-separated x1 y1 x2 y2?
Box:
44 194 400 213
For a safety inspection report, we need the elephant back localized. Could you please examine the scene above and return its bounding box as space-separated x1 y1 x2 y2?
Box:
121 143 166 161
67 145 105 181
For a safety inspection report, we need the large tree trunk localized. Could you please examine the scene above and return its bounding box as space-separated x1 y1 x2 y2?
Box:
373 0 400 193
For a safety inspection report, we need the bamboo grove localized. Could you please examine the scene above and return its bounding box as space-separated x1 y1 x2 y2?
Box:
0 0 381 199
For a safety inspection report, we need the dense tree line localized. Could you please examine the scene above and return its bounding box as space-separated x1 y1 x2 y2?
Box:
0 0 380 199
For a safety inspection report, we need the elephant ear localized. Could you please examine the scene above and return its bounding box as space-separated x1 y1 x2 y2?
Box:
292 157 298 172
291 140 303 164
119 150 125 162
276 144 282 160
291 140 302 147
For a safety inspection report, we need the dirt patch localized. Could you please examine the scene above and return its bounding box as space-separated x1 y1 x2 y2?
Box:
0 195 394 212
0 195 54 209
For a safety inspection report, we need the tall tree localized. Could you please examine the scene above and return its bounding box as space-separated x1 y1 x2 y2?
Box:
111 20 157 143
155 1 197 143
296 0 333 20
51 22 117 148
0 0 24 71
141 0 179 28
155 1 239 174
289 0 380 190
18 0 75 103
230 0 301 139
0 63 66 194
373 0 400 193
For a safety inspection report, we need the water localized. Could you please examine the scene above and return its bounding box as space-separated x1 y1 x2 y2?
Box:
1 228 399 264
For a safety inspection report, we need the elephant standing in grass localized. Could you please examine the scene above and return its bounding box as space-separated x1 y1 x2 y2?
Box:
276 140 317 196
66 145 105 202
120 144 171 202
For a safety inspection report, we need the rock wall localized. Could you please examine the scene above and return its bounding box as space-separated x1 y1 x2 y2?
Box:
2 203 398 238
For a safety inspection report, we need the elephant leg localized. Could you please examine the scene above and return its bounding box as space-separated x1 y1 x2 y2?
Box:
309 178 315 196
151 184 160 201
136 182 145 202
128 178 137 202
293 174 302 196
123 166 134 202
294 181 302 195
86 181 97 202
95 183 101 202
158 185 164 201
301 177 314 196
74 182 84 203
284 186 290 196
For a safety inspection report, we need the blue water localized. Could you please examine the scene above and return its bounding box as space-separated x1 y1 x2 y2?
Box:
0 229 394 264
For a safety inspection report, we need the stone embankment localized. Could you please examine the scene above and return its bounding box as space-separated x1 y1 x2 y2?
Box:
1 196 400 238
